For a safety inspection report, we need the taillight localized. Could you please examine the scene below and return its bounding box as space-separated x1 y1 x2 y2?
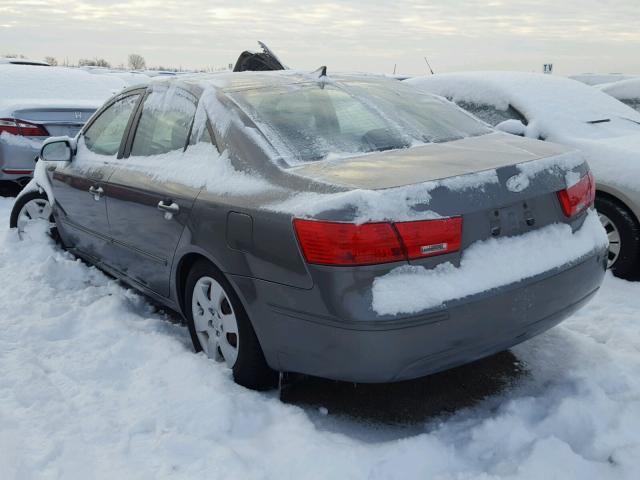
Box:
394 218 463 259
557 172 595 217
293 217 462 266
0 118 49 137
293 219 404 266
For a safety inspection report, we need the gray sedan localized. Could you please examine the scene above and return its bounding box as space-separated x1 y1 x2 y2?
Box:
11 73 607 389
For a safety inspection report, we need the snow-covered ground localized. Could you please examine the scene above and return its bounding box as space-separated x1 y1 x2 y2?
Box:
0 196 639 479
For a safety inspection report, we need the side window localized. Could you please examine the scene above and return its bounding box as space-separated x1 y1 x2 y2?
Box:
83 94 140 156
457 101 526 127
130 87 197 156
621 98 640 113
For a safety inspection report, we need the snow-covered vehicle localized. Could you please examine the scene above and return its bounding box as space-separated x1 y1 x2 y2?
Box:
11 72 607 389
598 77 640 113
0 65 125 193
0 57 49 66
408 72 640 278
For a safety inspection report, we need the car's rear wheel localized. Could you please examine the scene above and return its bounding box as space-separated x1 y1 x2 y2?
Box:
9 190 54 237
595 196 640 279
184 260 278 390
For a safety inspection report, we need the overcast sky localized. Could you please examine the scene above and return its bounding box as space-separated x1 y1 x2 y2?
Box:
1 0 639 75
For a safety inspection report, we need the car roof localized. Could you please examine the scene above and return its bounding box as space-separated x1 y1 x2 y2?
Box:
597 77 640 100
122 70 398 96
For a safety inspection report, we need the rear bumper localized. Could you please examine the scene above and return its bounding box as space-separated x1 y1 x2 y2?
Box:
231 247 607 383
0 138 40 181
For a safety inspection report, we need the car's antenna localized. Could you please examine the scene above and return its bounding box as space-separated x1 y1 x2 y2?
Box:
424 56 434 75
312 66 327 78
393 63 397 75
310 66 328 88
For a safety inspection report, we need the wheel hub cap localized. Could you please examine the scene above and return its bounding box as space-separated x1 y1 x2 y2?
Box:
191 276 239 368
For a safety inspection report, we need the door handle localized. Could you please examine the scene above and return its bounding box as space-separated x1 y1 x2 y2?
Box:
157 200 179 220
88 185 104 201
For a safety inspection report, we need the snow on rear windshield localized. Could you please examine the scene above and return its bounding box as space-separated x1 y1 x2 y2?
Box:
228 80 491 164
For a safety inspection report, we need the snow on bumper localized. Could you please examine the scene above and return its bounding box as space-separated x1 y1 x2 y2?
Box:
372 209 608 316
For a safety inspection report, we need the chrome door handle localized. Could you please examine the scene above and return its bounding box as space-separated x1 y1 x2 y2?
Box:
88 185 104 201
157 200 179 219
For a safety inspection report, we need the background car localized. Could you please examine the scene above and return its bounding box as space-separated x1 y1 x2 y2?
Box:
0 57 50 66
12 73 607 390
597 77 640 113
408 72 640 279
0 64 126 194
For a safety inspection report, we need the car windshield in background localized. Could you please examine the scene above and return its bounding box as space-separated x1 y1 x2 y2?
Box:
229 80 491 164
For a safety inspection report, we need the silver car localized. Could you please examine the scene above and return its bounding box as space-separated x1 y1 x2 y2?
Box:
0 64 125 193
408 72 640 279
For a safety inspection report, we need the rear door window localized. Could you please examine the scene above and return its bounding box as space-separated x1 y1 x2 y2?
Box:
456 101 526 127
83 94 140 156
130 86 198 156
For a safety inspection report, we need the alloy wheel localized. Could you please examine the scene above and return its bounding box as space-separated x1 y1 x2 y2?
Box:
17 197 53 236
599 212 621 268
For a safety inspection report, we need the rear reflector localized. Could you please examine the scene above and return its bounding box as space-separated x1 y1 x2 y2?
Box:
1 169 34 175
293 217 462 266
394 218 463 259
557 172 595 217
0 118 49 137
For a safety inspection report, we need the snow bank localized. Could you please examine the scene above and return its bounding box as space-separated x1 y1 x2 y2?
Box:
1 198 639 479
372 210 607 315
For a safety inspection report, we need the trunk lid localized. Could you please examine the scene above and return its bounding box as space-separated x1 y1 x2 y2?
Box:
13 107 96 137
289 132 574 189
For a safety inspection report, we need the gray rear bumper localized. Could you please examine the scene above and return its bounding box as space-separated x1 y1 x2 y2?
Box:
231 248 607 383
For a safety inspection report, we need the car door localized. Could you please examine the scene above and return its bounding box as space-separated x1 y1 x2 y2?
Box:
103 85 201 297
51 92 142 261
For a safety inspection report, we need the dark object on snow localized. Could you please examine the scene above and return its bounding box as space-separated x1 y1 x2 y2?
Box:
233 42 285 72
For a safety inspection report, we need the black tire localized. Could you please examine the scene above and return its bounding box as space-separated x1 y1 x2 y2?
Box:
9 190 53 230
595 195 640 279
184 259 278 390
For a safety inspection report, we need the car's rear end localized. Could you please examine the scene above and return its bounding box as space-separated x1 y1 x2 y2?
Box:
207 74 608 382
0 108 93 186
0 64 125 189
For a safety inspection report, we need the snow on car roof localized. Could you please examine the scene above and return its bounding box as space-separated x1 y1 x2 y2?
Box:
407 72 640 125
0 65 127 116
597 77 640 100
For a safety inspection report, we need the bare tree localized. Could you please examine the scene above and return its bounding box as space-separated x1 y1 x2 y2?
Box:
78 57 111 68
44 56 58 66
128 53 146 70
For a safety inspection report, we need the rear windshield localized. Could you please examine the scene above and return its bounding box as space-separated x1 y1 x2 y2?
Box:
228 79 491 164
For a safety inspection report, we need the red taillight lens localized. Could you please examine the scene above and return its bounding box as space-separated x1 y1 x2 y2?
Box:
557 172 595 217
0 118 49 137
293 217 463 266
293 219 405 266
394 217 463 259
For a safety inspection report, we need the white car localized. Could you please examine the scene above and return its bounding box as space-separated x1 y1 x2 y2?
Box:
598 78 640 113
408 72 640 278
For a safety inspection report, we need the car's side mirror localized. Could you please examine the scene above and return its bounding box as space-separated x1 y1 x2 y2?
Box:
495 119 527 137
40 137 73 162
